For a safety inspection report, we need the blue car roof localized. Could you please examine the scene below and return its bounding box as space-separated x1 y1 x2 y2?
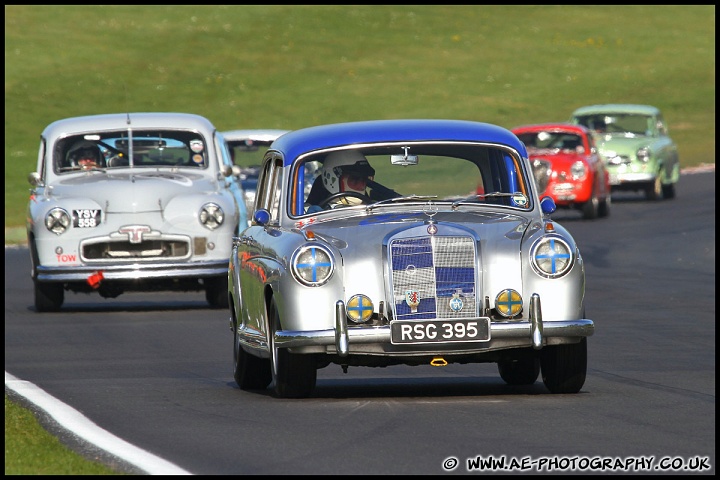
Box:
270 119 526 166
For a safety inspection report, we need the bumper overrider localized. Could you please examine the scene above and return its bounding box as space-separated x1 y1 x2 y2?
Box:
273 294 594 356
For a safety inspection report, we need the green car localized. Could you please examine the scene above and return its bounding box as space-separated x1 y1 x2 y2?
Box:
570 104 680 200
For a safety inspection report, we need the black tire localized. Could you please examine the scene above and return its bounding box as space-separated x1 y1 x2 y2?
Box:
205 276 229 309
34 281 64 312
645 175 663 201
498 354 540 385
597 194 611 218
29 240 64 312
233 319 272 390
268 297 317 398
662 182 676 199
540 338 587 394
580 192 599 220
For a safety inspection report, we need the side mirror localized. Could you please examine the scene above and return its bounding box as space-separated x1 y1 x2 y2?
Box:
253 209 271 226
540 196 556 215
28 172 43 187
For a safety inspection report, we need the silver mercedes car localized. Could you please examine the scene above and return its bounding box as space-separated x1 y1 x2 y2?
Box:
228 119 594 398
27 112 248 312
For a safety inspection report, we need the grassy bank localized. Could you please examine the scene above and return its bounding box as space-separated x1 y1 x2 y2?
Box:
5 5 715 229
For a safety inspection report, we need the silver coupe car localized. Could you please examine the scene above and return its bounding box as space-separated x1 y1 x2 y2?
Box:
27 112 248 312
228 119 594 398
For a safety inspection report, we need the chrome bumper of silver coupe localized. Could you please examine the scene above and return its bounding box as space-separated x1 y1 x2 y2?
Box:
273 294 594 356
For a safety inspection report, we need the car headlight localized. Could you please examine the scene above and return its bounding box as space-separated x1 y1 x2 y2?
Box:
531 236 574 278
636 147 651 162
570 160 587 180
45 208 71 235
199 203 224 230
291 244 334 286
495 289 523 318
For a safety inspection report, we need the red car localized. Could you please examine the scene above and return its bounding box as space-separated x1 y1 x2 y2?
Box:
511 123 611 219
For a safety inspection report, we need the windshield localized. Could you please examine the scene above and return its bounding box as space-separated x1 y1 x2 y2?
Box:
289 143 532 216
574 113 653 136
54 129 211 173
516 131 584 153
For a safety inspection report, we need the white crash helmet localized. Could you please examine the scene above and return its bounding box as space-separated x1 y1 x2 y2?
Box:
321 150 375 194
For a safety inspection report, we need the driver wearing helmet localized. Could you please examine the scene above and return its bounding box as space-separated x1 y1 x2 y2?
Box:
306 150 377 210
68 140 104 170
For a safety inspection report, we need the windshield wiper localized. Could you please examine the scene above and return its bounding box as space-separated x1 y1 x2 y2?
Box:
450 192 521 209
365 194 438 212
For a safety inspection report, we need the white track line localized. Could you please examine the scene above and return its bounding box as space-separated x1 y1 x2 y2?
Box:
5 371 192 475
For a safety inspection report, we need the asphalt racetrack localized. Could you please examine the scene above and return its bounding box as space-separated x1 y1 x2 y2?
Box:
5 170 715 475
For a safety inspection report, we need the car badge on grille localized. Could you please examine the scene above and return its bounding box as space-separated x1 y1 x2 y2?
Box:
118 225 151 244
405 290 420 313
449 289 464 312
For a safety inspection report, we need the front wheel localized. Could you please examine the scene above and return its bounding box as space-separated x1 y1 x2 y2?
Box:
580 194 599 220
34 281 64 312
268 297 317 398
205 276 228 309
597 193 611 218
645 175 663 201
498 354 540 385
233 319 271 390
540 338 587 394
662 182 676 199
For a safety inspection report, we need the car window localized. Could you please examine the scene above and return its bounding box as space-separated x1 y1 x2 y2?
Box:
54 130 211 173
256 156 283 223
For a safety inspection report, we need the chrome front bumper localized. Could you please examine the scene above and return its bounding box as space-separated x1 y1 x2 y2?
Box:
35 260 228 282
271 294 594 356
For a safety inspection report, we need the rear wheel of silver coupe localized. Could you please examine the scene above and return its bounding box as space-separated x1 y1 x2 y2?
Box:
34 281 64 312
540 338 587 394
205 276 229 309
498 354 540 385
233 317 271 390
268 297 317 398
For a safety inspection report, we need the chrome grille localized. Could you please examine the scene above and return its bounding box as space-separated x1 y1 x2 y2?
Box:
81 239 190 261
390 236 476 320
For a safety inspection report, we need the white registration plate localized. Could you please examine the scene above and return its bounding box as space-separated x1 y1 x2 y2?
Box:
609 174 620 185
390 318 490 345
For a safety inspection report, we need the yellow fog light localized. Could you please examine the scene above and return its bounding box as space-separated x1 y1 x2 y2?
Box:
495 289 523 318
346 294 374 324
